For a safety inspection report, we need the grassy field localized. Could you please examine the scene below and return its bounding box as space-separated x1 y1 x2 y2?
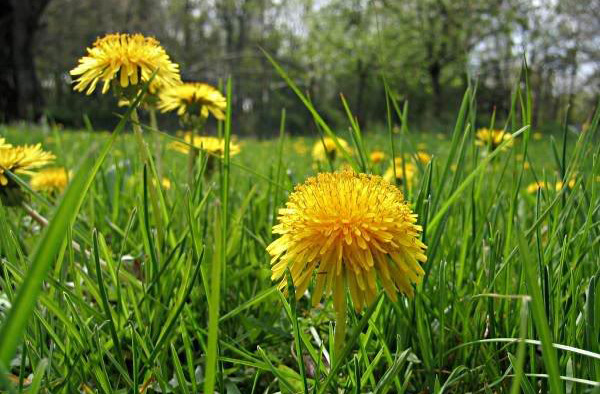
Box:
1 87 599 393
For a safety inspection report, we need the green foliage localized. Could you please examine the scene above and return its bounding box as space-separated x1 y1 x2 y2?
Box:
0 76 599 393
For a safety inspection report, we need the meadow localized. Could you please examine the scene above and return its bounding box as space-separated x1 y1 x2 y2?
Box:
0 37 599 392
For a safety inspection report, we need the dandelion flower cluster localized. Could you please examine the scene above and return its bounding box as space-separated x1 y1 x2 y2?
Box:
475 128 513 150
30 168 70 193
0 144 55 186
169 133 240 157
526 179 576 193
312 137 352 162
158 83 226 120
70 33 181 95
267 170 427 318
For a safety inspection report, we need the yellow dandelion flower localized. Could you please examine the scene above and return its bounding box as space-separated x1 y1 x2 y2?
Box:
0 144 55 186
555 179 576 191
158 82 226 120
161 177 171 190
475 128 513 150
30 168 70 193
293 140 308 155
533 132 543 141
267 170 427 321
0 138 11 149
415 151 431 164
369 150 385 164
527 181 547 194
312 137 352 162
70 33 181 95
169 133 240 157
383 158 416 187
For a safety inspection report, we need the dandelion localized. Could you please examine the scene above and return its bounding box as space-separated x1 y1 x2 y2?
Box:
169 133 240 157
312 137 352 162
383 158 416 187
267 171 426 345
475 128 513 151
70 33 181 95
369 150 385 164
158 82 226 120
30 168 70 193
526 181 547 194
533 132 543 141
555 179 576 191
0 138 11 149
0 144 55 186
415 151 431 164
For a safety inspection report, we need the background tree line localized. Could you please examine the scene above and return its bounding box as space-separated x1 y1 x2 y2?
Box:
1 0 598 135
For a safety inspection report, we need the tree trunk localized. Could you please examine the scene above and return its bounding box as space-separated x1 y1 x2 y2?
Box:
428 61 443 115
0 0 50 121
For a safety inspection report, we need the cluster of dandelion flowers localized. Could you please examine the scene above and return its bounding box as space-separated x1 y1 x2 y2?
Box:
70 33 181 95
475 128 513 151
312 137 352 162
526 179 576 194
30 168 70 193
0 144 55 186
169 134 241 157
267 171 427 323
158 83 226 120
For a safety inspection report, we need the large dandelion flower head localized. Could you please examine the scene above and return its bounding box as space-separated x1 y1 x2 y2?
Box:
169 133 240 158
475 128 513 150
158 82 226 121
267 171 427 317
312 137 352 162
0 144 55 186
70 33 181 96
30 167 71 193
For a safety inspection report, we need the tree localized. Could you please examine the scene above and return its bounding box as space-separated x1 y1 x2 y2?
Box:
0 0 51 121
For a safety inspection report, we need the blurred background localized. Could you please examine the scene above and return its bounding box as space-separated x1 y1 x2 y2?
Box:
1 0 598 135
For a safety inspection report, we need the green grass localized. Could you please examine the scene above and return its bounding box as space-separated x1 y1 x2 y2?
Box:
0 81 599 393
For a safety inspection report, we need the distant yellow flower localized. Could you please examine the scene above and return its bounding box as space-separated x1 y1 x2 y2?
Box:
369 150 385 164
267 171 427 320
0 138 11 149
383 158 416 187
555 179 576 191
533 132 543 141
0 144 55 186
312 137 352 162
153 177 171 190
70 33 181 95
475 128 513 150
158 82 226 120
293 140 308 155
415 151 431 164
417 143 427 150
527 181 547 194
169 133 240 157
30 168 70 193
